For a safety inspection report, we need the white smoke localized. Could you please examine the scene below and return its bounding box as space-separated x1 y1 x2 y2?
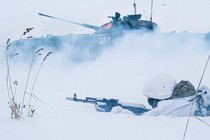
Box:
1 32 210 107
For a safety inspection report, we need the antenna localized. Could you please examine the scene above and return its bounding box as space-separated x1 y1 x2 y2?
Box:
133 0 137 15
150 0 154 22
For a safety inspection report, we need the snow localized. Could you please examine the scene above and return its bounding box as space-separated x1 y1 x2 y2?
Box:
1 33 210 140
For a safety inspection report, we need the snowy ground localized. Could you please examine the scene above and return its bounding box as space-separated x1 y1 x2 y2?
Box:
1 33 210 140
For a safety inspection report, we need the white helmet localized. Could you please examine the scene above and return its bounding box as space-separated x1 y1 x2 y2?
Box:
143 74 177 100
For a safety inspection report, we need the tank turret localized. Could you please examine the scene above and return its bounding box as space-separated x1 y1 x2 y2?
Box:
94 0 158 34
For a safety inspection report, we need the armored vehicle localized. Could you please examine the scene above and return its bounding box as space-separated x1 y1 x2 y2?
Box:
11 1 158 62
37 1 158 45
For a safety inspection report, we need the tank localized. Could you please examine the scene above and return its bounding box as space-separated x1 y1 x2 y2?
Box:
10 1 159 62
36 1 159 46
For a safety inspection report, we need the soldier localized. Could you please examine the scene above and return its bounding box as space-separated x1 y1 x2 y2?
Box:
109 12 121 23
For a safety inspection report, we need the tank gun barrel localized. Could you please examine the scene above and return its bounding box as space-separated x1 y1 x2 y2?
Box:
38 12 100 31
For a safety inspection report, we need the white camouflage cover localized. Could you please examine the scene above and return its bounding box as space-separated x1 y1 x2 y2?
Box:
143 74 177 100
143 86 210 117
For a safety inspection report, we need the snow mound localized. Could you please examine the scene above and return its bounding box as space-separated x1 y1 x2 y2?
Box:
111 106 136 116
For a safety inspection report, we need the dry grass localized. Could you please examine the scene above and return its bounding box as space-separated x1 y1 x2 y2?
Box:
5 28 52 119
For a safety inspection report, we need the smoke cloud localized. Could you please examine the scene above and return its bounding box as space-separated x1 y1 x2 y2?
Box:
1 32 210 107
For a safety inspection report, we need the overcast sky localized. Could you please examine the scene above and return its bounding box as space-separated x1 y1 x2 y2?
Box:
1 0 210 44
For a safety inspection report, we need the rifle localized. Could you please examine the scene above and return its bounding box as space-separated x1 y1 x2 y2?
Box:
66 93 149 115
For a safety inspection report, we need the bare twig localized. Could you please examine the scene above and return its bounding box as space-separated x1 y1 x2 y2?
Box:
26 92 45 104
193 116 210 127
21 49 41 115
183 54 210 140
5 40 12 103
28 51 52 117
5 29 48 119
19 27 34 40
